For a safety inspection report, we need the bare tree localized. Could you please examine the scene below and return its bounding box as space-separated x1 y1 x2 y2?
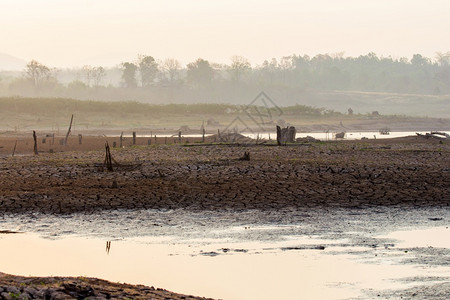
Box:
435 51 450 66
82 65 93 87
92 66 106 87
25 60 51 88
279 56 293 83
229 55 251 82
160 58 181 83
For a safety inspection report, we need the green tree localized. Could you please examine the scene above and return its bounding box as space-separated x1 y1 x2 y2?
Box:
138 55 158 87
121 62 138 88
186 58 214 88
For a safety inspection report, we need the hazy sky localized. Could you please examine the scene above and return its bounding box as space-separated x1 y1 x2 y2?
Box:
1 0 449 67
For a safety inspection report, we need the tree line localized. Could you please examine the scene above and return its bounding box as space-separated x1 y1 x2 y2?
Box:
1 52 449 104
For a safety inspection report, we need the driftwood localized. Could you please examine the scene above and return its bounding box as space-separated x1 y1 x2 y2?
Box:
276 126 296 145
335 132 345 139
431 131 450 138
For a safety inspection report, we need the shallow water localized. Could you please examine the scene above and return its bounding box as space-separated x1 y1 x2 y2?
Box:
245 131 449 141
0 207 449 300
108 131 449 141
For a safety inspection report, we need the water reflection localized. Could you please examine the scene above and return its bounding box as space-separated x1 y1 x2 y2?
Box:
0 207 448 299
106 240 111 255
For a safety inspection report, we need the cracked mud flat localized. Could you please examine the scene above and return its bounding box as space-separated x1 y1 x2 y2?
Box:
0 136 449 214
0 137 449 299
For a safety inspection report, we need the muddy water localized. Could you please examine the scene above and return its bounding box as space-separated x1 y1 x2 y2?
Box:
0 207 449 300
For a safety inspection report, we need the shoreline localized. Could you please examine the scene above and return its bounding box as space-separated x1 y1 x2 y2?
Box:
0 272 214 300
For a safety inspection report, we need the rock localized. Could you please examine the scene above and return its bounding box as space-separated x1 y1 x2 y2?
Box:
1 292 14 300
62 282 96 298
5 287 19 294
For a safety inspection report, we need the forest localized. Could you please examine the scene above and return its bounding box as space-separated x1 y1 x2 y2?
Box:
0 52 449 117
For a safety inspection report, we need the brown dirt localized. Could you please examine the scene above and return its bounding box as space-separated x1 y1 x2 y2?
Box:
0 134 448 214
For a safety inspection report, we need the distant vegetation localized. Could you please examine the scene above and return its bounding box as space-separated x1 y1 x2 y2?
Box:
0 97 339 117
1 52 450 117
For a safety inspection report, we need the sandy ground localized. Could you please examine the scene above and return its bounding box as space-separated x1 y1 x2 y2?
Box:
0 134 449 299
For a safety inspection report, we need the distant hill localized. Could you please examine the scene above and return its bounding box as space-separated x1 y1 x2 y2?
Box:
0 53 27 71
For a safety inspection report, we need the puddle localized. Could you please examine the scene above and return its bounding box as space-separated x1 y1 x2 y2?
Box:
0 207 449 300
381 226 450 248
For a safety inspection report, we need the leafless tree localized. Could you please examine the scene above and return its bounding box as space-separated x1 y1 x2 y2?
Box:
160 58 181 83
229 55 251 82
25 60 51 88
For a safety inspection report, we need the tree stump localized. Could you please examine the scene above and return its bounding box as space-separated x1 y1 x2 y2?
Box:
276 126 296 145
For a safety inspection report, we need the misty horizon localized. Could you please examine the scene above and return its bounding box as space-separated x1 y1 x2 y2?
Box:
1 0 450 68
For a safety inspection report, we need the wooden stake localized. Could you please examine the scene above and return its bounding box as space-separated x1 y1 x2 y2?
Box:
33 131 38 155
12 140 17 157
64 114 73 145
104 142 113 171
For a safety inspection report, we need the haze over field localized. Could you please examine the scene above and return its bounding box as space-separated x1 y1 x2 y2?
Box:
1 0 449 68
1 0 450 118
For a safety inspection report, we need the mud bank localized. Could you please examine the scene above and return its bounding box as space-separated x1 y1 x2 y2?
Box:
0 272 213 300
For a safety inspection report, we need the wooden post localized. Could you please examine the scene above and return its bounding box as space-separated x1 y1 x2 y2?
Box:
154 135 157 144
119 131 123 148
178 131 181 143
202 128 205 143
165 136 167 144
52 133 55 145
64 114 73 145
104 142 113 171
218 129 221 141
78 134 82 145
33 131 38 155
276 126 282 146
132 132 136 145
12 140 17 157
147 139 151 145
